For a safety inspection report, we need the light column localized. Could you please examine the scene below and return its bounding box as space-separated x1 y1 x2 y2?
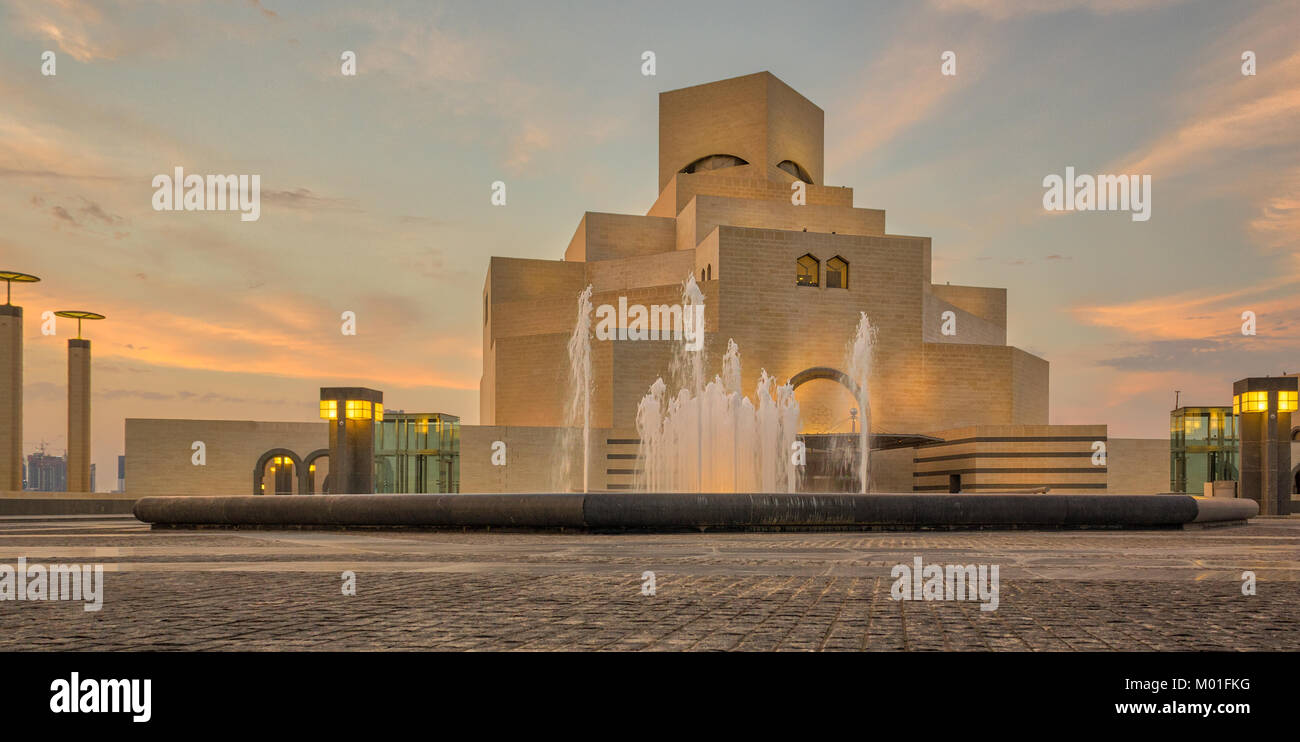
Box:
0 272 40 491
56 311 105 493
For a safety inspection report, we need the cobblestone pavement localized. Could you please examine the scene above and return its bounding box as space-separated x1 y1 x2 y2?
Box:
1 516 1297 651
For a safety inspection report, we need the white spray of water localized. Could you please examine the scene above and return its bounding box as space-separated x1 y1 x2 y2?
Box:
560 284 594 492
636 276 800 492
845 312 877 493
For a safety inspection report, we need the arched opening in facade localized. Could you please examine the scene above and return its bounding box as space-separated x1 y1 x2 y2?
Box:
777 159 813 183
302 449 330 494
681 154 749 175
789 367 863 493
253 448 303 495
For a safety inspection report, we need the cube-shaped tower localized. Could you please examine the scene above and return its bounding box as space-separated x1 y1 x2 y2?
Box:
1233 376 1296 515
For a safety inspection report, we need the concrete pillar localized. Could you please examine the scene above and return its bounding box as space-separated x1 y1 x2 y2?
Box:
67 338 91 492
0 305 21 491
273 460 295 495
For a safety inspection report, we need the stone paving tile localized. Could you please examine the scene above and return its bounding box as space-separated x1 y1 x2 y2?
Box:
0 518 1298 651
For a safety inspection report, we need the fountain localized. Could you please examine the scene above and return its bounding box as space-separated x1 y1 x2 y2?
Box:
635 276 801 493
846 312 876 493
559 284 594 493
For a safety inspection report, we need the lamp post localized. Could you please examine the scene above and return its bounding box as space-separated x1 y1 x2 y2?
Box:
0 271 40 491
54 310 105 493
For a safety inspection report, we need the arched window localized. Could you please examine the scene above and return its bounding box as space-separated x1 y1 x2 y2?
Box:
777 160 813 183
706 264 712 281
826 256 848 289
681 154 749 175
797 254 819 287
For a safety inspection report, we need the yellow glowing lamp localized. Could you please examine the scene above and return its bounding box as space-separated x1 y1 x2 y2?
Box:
345 400 372 420
1232 395 1240 415
374 403 383 421
1279 391 1298 413
1240 391 1269 413
320 400 338 420
309 464 316 472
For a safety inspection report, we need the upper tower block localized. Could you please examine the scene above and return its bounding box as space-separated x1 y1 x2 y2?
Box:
658 72 825 192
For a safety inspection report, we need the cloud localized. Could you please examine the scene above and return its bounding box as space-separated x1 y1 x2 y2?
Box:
1 0 282 61
828 11 995 168
30 194 128 234
100 387 293 405
504 123 553 175
1249 167 1300 251
350 9 494 86
928 0 1188 18
262 188 361 212
0 168 127 181
247 0 278 20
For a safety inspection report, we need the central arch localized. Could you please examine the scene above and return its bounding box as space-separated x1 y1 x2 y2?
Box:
789 366 861 400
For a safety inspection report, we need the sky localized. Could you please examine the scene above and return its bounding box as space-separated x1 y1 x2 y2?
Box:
1 0 1298 488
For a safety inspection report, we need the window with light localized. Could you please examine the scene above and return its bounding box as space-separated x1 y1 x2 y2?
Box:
1239 391 1269 413
1280 391 1298 413
796 254 819 287
826 256 848 289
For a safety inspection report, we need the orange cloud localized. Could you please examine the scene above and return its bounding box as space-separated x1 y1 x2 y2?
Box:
928 0 1187 18
1072 268 1300 341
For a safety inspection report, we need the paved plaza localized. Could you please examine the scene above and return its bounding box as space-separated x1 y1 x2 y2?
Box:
1 515 1297 651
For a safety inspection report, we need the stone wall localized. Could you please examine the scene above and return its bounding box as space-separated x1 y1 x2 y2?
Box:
125 419 327 496
1107 438 1171 493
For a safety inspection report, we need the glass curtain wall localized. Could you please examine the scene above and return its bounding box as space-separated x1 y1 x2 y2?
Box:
374 413 461 493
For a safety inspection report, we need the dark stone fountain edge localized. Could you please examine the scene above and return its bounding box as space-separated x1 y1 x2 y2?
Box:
133 493 1259 531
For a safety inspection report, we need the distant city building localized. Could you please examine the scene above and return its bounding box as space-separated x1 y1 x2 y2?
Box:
90 463 96 493
117 455 125 493
26 450 66 492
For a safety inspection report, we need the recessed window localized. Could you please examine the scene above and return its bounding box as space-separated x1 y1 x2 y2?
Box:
826 256 848 289
777 160 812 183
681 154 749 174
797 254 819 287
706 264 712 281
